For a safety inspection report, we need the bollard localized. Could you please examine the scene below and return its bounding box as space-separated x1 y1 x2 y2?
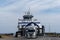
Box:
0 35 2 38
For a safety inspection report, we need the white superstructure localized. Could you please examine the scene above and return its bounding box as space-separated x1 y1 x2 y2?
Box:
15 11 45 38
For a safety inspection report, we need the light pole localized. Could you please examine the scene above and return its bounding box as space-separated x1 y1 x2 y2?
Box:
49 24 50 33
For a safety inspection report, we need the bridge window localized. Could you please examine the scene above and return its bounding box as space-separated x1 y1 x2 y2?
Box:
28 30 35 32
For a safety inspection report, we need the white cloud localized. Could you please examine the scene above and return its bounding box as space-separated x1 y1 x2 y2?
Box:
0 12 18 33
1 0 60 12
0 0 60 33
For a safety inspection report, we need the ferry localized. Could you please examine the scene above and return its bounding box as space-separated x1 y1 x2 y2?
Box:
15 11 45 38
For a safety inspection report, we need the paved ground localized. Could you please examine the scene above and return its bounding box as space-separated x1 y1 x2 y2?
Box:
0 36 60 40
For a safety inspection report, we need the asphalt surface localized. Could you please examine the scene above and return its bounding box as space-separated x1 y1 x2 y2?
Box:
0 36 60 40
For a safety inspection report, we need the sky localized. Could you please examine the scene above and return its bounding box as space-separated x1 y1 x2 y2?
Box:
0 0 60 33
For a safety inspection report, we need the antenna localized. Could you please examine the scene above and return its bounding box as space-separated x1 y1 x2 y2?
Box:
27 8 31 15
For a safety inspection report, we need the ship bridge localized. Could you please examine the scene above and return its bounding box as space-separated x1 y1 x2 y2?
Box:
23 11 33 20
